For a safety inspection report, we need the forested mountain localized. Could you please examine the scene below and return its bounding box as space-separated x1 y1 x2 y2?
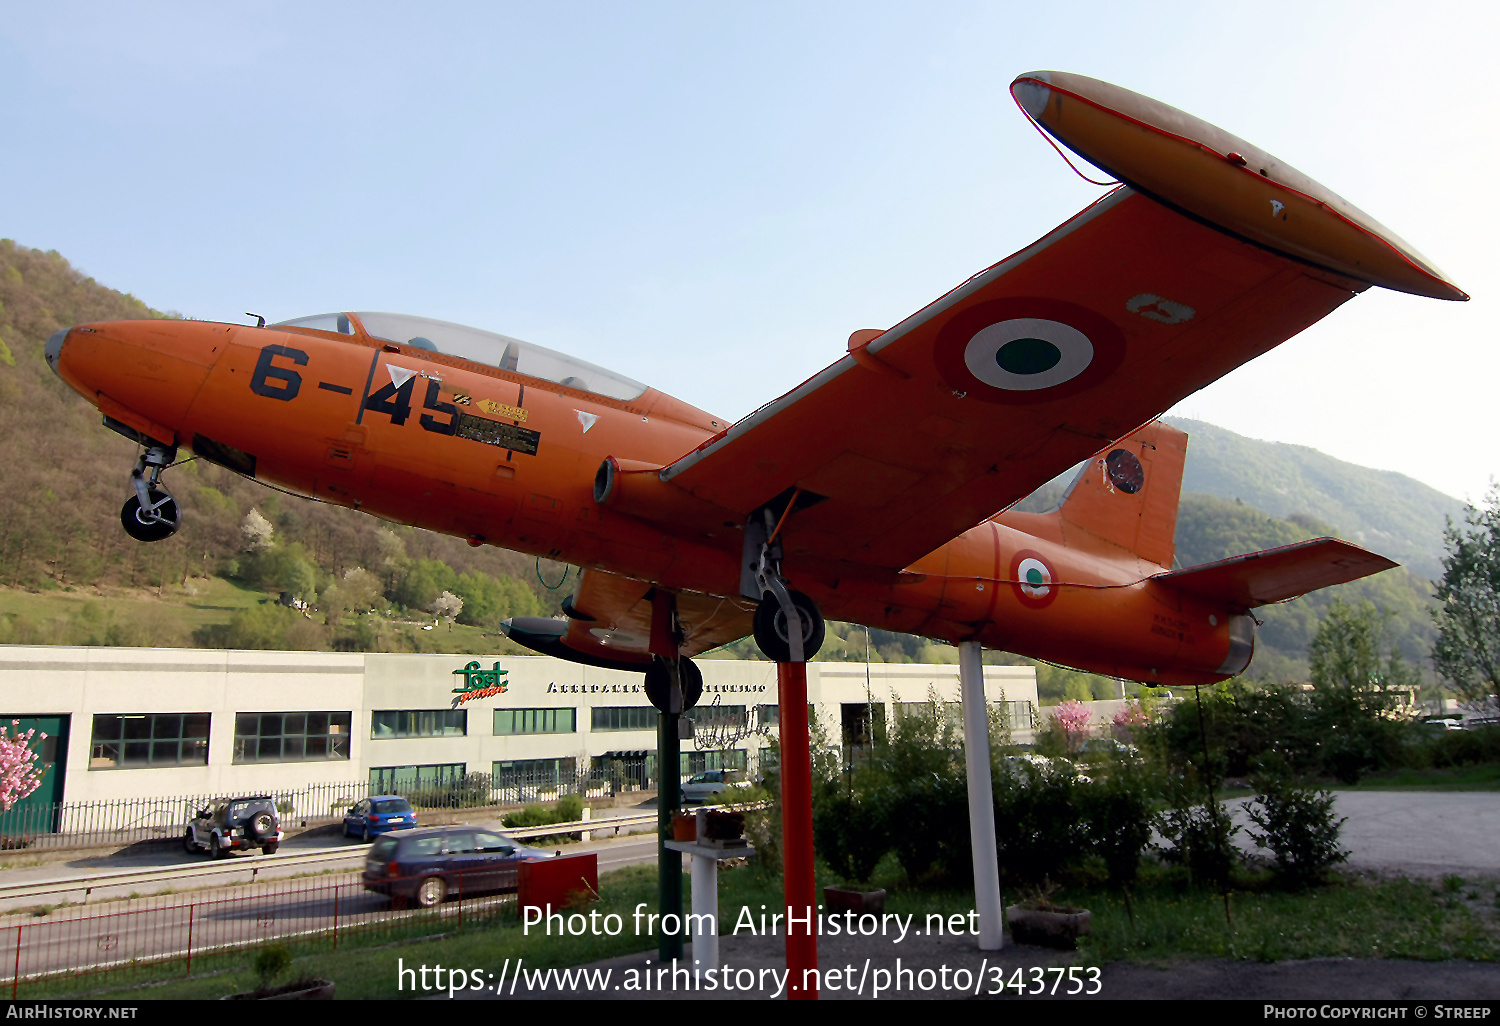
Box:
0 240 1455 691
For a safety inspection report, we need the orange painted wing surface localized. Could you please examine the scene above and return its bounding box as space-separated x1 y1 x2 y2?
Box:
1155 538 1398 609
660 188 1367 573
557 568 757 663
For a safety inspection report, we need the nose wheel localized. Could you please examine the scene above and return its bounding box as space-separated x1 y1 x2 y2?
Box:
121 445 180 542
746 521 825 662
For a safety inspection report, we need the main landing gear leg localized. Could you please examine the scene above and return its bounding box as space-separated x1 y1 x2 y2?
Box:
120 445 180 543
745 520 823 998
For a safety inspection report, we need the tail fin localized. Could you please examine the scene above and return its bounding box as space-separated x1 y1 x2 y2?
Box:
1055 420 1187 567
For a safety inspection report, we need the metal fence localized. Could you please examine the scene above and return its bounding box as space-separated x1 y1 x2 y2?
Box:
2 867 521 998
0 768 645 852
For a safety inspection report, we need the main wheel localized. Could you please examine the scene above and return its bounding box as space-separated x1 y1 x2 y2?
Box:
752 590 825 662
120 488 180 542
415 876 446 908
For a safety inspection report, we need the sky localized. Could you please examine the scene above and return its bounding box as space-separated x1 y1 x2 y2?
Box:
2 1 1495 505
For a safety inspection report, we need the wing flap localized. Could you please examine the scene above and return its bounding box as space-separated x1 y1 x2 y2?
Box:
1156 538 1399 608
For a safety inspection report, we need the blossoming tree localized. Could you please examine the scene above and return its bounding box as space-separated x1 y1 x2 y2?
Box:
1112 698 1150 744
0 721 48 812
1052 699 1092 752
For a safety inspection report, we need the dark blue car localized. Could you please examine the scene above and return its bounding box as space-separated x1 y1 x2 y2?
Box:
344 795 418 842
361 825 556 907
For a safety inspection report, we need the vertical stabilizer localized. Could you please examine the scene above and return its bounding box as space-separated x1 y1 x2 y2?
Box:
1056 420 1187 567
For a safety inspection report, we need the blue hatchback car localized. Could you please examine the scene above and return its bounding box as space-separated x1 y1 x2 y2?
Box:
362 825 556 907
344 795 418 842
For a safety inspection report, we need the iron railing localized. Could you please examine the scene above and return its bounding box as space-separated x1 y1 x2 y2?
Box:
2 866 521 998
0 767 652 852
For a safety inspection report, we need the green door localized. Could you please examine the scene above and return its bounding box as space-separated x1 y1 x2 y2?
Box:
0 715 69 839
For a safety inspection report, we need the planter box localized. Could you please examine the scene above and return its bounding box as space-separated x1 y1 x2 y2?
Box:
823 886 886 916
1006 905 1091 950
671 812 697 842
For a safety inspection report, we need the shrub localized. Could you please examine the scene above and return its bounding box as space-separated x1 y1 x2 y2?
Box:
813 789 888 886
1080 756 1159 892
1244 773 1348 887
992 759 1088 885
1157 773 1241 889
555 792 585 823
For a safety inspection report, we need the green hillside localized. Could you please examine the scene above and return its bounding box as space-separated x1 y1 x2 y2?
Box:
1166 417 1464 580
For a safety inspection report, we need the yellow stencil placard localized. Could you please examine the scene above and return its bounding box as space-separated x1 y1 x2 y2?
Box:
478 399 528 422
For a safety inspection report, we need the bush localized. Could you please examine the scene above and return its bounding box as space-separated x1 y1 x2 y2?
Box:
555 793 584 823
1424 725 1500 768
813 789 887 886
1244 772 1348 887
992 760 1088 885
1079 756 1158 892
1157 773 1241 889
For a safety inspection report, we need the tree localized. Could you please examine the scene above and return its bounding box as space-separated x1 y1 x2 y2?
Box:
432 590 463 622
0 720 47 811
240 509 274 553
1308 599 1417 782
1432 485 1500 709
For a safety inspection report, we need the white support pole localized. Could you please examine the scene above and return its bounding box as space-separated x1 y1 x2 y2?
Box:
958 640 1004 950
689 852 720 970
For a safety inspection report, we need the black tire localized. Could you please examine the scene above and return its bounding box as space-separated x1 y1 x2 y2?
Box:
248 811 275 840
210 836 228 859
362 825 371 844
752 590 825 662
415 876 446 908
643 655 704 712
120 489 180 542
183 830 198 854
262 843 278 855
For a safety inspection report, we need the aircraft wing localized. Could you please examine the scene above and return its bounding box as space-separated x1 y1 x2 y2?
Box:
1153 538 1399 609
501 568 756 668
658 185 1368 574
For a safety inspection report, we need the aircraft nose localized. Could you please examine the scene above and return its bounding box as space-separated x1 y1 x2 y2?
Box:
45 327 70 375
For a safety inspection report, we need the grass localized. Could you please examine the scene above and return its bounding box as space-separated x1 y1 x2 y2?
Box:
1331 765 1500 792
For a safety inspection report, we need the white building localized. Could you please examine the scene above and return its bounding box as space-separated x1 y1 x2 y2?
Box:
0 645 1037 809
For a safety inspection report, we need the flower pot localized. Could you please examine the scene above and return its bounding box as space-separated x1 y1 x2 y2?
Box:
671 811 697 842
823 886 886 916
1005 905 1091 950
223 979 335 1000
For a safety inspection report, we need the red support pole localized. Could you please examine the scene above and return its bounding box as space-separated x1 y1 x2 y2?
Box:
777 660 818 1000
185 904 194 974
333 885 339 951
12 923 20 999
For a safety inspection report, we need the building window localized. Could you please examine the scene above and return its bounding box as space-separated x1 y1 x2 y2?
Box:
369 763 466 793
684 704 747 730
895 701 961 730
591 706 657 731
756 704 779 728
89 713 209 770
371 709 467 739
682 749 748 776
233 711 350 764
493 758 577 787
996 700 1034 731
493 708 576 735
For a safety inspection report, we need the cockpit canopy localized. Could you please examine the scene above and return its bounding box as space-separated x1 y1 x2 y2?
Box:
272 311 648 402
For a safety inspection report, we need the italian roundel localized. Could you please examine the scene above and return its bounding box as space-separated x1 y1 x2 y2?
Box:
1010 549 1058 609
934 298 1126 405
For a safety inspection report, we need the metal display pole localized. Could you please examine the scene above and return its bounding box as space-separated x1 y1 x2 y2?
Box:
958 640 1004 950
658 709 683 962
777 659 817 999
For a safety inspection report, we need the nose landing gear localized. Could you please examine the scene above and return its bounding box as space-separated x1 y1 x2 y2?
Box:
121 446 181 542
744 510 825 662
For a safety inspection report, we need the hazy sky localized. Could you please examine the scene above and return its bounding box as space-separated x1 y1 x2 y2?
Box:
3 1 1494 504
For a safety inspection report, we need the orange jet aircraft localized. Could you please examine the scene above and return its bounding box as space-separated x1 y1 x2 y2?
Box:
45 71 1465 691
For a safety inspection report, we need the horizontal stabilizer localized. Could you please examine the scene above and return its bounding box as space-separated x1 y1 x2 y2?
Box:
1156 537 1398 608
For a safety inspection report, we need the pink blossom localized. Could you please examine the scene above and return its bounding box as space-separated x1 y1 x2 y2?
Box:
1112 698 1149 744
1051 699 1092 751
0 723 47 812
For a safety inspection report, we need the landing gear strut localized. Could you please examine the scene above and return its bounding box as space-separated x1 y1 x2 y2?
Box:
120 445 180 543
745 512 825 662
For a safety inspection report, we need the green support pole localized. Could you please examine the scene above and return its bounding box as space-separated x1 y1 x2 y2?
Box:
658 709 683 961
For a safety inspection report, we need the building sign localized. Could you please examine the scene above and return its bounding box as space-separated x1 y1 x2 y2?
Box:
452 661 509 704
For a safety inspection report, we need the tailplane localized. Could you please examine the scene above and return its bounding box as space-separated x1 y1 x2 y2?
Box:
1055 419 1187 567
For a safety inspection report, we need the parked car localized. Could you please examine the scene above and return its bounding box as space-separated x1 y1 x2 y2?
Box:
362 825 556 907
344 795 418 841
184 795 284 857
680 769 750 803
